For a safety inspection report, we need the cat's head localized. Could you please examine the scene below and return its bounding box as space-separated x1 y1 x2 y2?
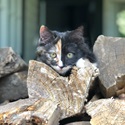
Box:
36 25 93 76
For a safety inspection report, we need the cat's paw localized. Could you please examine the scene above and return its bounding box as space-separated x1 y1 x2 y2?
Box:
76 58 86 68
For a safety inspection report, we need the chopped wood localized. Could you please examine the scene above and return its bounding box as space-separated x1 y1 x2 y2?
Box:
0 59 99 125
0 71 28 103
0 98 61 125
86 98 125 125
0 98 37 113
2 35 125 124
93 35 125 97
0 47 28 78
27 60 99 119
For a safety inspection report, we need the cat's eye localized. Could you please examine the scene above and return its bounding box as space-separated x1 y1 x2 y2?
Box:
50 53 57 58
67 53 74 58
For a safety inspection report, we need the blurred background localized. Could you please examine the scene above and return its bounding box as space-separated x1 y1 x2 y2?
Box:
0 0 125 62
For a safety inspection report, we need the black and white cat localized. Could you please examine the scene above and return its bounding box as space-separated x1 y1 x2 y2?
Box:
36 25 97 76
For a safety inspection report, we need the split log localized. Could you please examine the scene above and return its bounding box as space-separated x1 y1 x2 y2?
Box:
94 35 125 97
0 47 28 78
0 60 99 124
27 60 99 118
0 71 28 103
0 98 61 125
86 98 125 125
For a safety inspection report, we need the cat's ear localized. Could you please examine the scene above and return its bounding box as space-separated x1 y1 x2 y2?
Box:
71 26 84 37
39 25 54 45
76 26 84 35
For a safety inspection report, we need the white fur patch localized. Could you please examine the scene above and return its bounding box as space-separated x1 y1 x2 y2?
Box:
76 58 97 68
76 58 86 68
58 60 63 67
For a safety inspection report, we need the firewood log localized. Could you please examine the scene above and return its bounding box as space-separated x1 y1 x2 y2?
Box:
0 60 99 124
0 47 27 78
0 98 61 125
94 35 125 97
27 60 99 118
86 98 125 125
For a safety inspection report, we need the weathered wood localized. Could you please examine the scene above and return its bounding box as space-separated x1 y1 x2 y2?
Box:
0 47 28 78
0 71 28 103
0 98 61 125
94 35 125 97
0 59 98 124
0 98 37 113
86 98 125 125
27 60 99 118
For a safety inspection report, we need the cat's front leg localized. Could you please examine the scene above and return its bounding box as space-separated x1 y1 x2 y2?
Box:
76 58 99 82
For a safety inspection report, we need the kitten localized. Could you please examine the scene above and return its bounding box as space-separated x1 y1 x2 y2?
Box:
36 26 96 124
36 25 96 76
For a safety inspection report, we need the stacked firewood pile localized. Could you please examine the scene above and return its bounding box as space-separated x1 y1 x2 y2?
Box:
0 35 125 125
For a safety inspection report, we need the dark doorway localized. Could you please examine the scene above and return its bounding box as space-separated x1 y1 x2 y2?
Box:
45 0 102 47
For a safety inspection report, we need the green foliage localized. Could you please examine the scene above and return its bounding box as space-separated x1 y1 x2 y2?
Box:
117 10 125 36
